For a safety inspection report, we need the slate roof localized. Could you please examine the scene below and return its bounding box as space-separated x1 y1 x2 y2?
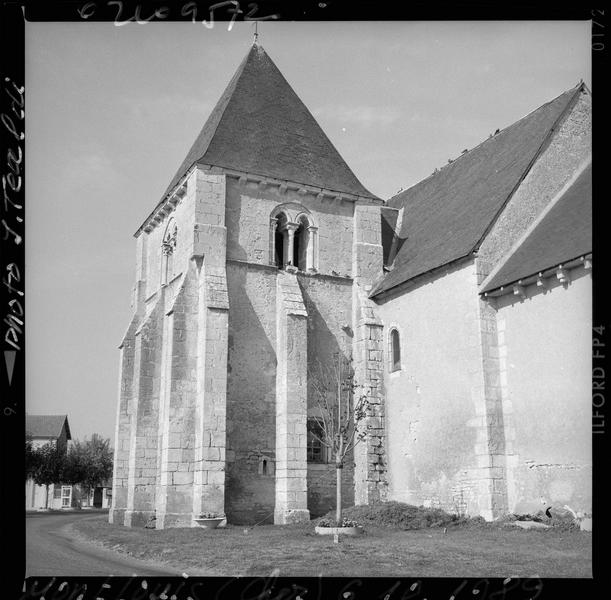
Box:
160 43 377 205
481 162 591 293
26 414 71 440
371 83 585 297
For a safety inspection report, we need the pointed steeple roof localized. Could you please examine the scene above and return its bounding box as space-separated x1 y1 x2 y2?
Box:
162 43 377 201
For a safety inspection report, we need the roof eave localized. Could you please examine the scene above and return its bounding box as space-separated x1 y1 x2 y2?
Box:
370 253 475 301
134 163 382 237
481 253 592 298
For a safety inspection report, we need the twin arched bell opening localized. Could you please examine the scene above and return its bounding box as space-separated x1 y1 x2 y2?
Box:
271 205 318 272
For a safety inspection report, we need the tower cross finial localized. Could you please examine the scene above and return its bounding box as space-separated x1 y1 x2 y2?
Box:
253 22 259 44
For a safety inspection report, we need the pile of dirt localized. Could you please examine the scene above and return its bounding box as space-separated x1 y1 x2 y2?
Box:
317 502 468 530
314 503 588 532
495 508 583 531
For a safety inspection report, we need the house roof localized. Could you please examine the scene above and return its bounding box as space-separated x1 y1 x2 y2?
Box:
26 414 71 440
160 43 377 205
371 83 585 297
481 161 591 293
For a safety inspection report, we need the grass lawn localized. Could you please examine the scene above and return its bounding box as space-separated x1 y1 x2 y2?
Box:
72 515 591 578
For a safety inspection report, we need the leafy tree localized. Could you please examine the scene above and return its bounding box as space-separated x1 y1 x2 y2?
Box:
63 435 113 506
309 354 372 528
30 442 65 509
25 434 113 508
25 434 38 478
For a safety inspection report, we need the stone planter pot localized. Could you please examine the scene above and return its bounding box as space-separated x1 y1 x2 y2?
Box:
315 525 364 536
194 517 224 529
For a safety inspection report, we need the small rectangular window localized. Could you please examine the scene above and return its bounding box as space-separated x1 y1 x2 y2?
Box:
390 329 401 372
307 419 326 463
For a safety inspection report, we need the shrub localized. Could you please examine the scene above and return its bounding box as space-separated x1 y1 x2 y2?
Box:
317 517 361 528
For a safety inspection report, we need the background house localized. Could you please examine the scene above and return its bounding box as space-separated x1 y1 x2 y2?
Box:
26 414 113 509
80 478 113 509
25 414 74 510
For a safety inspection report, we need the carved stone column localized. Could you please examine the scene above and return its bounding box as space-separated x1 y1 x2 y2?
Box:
285 222 299 268
306 225 318 271
269 217 279 266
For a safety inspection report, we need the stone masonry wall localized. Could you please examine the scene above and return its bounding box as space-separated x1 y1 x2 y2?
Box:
111 235 148 524
154 268 199 528
115 167 230 528
191 168 229 524
471 267 509 519
223 176 375 523
494 267 592 515
225 177 354 277
352 203 388 505
109 313 139 525
124 293 164 527
307 461 355 518
225 262 278 524
376 260 499 518
300 273 355 516
274 271 309 524
116 166 388 526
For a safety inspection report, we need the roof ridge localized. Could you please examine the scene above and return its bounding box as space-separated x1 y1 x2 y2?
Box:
161 44 253 199
139 43 378 234
196 47 252 155
471 83 584 253
388 83 583 205
208 46 379 199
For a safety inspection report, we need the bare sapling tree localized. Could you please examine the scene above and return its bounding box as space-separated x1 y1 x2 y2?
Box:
309 353 372 526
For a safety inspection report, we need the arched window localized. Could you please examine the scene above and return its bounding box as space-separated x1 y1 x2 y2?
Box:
389 328 401 372
161 220 177 284
270 205 318 272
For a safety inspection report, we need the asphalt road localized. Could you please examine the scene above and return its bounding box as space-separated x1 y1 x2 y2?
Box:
26 511 179 577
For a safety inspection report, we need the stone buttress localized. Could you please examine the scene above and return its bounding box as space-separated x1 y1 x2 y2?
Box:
274 270 310 524
110 168 229 528
124 289 164 527
109 236 147 525
352 204 388 504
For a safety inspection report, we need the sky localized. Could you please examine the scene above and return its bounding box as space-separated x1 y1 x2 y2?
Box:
24 20 591 443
